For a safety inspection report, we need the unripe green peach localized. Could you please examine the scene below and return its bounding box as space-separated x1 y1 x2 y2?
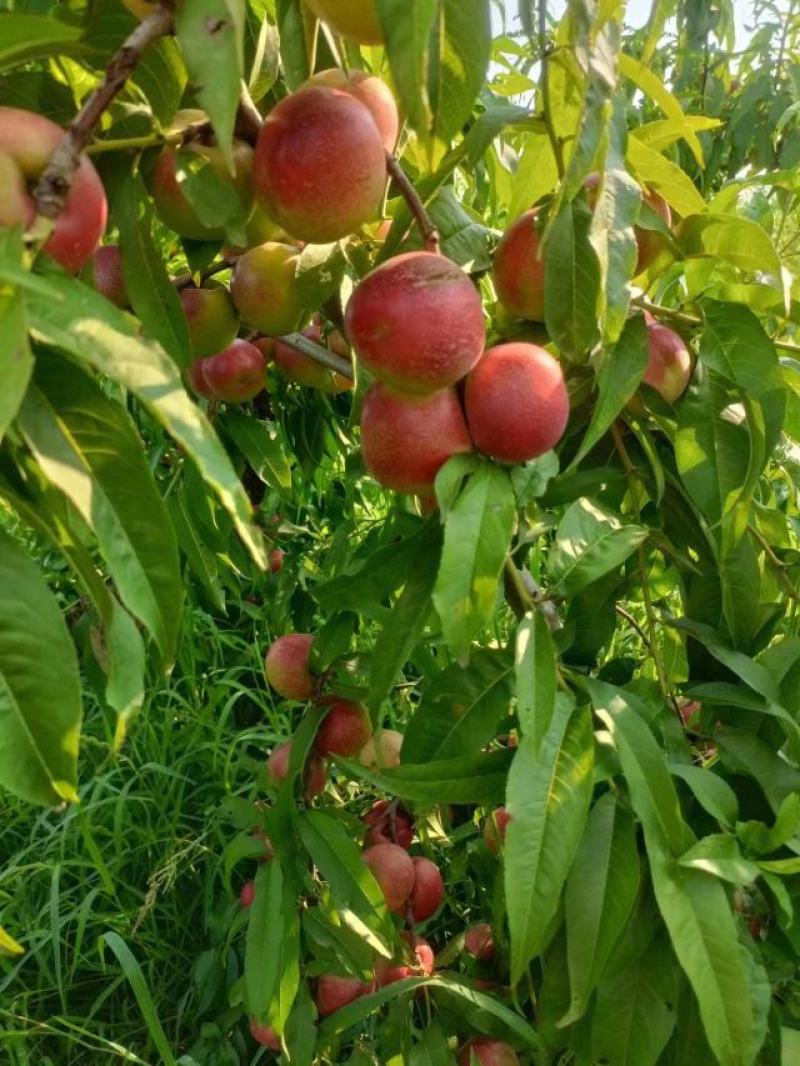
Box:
305 0 383 43
307 69 398 151
271 321 353 393
150 138 254 241
346 251 485 394
253 85 386 243
179 284 239 358
464 343 569 463
360 383 473 494
93 245 128 308
264 633 315 700
230 242 305 336
0 107 107 273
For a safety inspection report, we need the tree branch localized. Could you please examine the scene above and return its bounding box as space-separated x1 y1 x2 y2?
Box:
385 152 440 253
33 6 174 220
635 297 800 356
276 332 354 379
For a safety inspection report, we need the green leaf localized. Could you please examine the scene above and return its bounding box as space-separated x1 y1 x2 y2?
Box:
737 793 800 856
218 410 292 491
18 358 183 663
338 749 513 805
618 53 705 166
515 610 556 747
297 811 394 950
433 460 515 664
175 0 244 170
377 0 436 140
716 728 800 815
0 282 32 443
590 939 677 1066
0 926 24 957
544 199 601 362
276 0 310 90
0 527 81 805
176 150 251 245
245 859 285 1020
680 216 782 279
547 498 647 597
166 486 226 612
678 834 759 885
626 136 706 216
668 762 738 829
115 172 192 370
403 647 513 762
507 129 559 224
505 699 595 983
0 13 84 70
649 846 763 1066
19 273 265 569
585 679 690 856
409 1024 453 1066
700 302 781 396
368 529 442 712
572 312 649 467
428 0 491 167
101 932 177 1066
561 792 641 1025
131 36 187 127
667 619 781 703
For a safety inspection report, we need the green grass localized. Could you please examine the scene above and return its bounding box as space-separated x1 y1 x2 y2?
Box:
0 604 288 1065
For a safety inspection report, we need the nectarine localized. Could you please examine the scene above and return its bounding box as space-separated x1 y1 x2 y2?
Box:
315 974 368 1016
346 251 485 393
315 697 372 758
411 856 444 922
464 923 495 961
492 210 545 322
240 879 256 908
362 843 415 913
0 106 107 273
92 245 128 308
464 343 569 462
264 633 316 700
360 728 404 769
308 69 398 151
642 320 692 404
230 241 304 337
179 285 239 359
360 383 472 493
253 85 386 242
267 739 326 798
458 1038 520 1066
483 808 512 854
200 339 266 403
249 1018 281 1050
363 800 414 848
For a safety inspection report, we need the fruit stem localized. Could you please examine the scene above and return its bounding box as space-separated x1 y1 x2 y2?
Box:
32 5 175 221
636 297 800 356
276 332 354 380
385 152 440 253
85 120 210 156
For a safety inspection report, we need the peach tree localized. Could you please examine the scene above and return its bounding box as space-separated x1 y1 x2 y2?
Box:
1 0 800 1063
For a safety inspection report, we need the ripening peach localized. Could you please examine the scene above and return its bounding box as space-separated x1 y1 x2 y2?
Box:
0 106 107 272
93 245 128 308
307 69 398 151
483 808 512 854
264 633 315 700
253 85 386 242
360 383 472 493
346 252 486 394
410 857 444 922
464 343 569 463
266 739 327 798
362 843 416 913
315 697 372 758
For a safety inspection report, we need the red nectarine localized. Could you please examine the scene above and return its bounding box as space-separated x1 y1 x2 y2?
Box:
483 808 512 854
492 210 545 322
642 320 692 404
179 285 239 359
362 843 416 913
267 739 326 798
458 1038 520 1066
315 974 368 1016
464 923 495 961
308 69 398 151
315 697 372 758
363 800 414 849
249 1017 281 1049
230 241 304 337
93 245 128 308
200 340 266 404
411 856 444 922
264 633 316 700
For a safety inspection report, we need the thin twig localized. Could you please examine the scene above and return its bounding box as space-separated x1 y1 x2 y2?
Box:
33 6 174 220
172 258 235 290
747 523 799 600
385 152 440 253
275 332 354 379
86 119 210 156
537 0 565 178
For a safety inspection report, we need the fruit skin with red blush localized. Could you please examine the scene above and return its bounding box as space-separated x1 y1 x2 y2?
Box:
410 856 444 922
264 633 316 700
200 340 267 404
641 320 692 404
345 251 486 394
374 933 434 986
267 740 326 798
315 973 369 1016
268 548 285 574
363 800 414 848
360 383 472 493
464 343 569 463
359 728 404 769
93 246 128 308
458 1038 520 1066
240 880 256 908
314 696 372 758
307 69 398 152
361 843 416 913
249 1018 281 1049
252 85 386 243
464 923 496 961
483 808 512 854
492 209 546 323
179 285 239 360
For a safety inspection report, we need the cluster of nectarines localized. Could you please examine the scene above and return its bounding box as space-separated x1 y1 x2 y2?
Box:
245 628 521 1062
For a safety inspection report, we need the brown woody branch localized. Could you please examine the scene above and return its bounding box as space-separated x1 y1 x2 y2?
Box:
385 152 440 253
33 6 174 221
